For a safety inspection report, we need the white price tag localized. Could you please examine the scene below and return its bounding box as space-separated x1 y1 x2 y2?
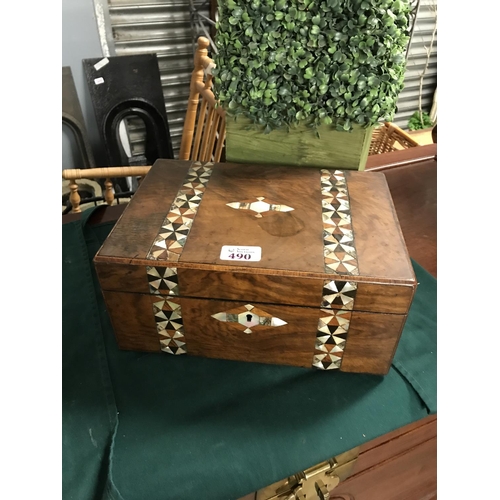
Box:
94 57 110 71
220 245 261 262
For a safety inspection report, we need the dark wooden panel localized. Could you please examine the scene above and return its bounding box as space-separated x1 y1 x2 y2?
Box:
365 143 436 170
377 160 437 278
331 437 437 500
347 171 415 282
97 160 192 259
102 291 160 352
180 297 319 368
95 262 150 294
341 311 407 375
181 163 326 274
365 145 437 277
353 415 436 475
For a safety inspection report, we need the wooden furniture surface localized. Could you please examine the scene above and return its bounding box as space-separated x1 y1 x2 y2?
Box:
63 144 437 498
63 145 437 280
331 414 437 500
94 160 417 374
96 163 414 282
366 144 437 278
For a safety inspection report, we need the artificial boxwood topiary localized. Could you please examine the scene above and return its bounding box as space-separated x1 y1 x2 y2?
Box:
213 0 411 134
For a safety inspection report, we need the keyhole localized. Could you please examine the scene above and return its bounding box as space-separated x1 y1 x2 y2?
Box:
246 314 253 322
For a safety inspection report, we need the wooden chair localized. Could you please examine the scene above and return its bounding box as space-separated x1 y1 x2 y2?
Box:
179 36 226 162
369 122 420 155
62 167 150 214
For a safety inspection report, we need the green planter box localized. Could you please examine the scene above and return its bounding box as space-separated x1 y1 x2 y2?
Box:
226 118 374 171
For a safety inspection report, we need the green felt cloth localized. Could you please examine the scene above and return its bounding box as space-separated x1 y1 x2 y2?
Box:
62 206 437 500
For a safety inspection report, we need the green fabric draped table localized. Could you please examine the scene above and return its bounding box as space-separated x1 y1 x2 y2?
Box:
62 206 437 500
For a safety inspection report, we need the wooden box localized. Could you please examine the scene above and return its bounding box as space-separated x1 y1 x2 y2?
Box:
94 159 416 375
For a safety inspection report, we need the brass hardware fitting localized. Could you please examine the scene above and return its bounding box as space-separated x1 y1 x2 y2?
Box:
256 447 359 500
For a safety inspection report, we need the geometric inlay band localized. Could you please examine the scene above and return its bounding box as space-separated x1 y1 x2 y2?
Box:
226 197 294 218
312 279 357 370
211 304 287 334
312 306 353 370
146 266 179 296
151 296 187 355
146 161 214 261
143 160 216 357
320 169 359 275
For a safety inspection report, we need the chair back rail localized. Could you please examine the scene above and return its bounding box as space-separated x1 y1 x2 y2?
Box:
179 37 226 162
62 166 151 213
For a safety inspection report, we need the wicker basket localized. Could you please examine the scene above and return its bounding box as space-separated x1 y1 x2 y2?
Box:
369 122 419 155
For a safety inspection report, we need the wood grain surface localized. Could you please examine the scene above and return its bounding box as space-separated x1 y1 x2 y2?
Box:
102 291 160 352
180 297 319 368
181 163 325 274
65 146 437 284
95 262 150 294
97 160 192 259
96 262 416 315
347 171 415 282
331 436 437 499
340 310 408 374
100 287 408 375
177 268 324 308
351 415 436 475
95 161 415 285
354 282 414 315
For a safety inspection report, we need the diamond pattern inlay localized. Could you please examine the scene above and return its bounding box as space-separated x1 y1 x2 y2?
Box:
211 304 287 334
226 197 294 218
151 297 187 355
320 169 359 276
321 280 358 310
312 308 353 370
147 161 214 261
146 266 179 296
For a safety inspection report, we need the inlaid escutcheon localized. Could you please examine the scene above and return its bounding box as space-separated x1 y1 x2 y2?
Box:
180 298 319 368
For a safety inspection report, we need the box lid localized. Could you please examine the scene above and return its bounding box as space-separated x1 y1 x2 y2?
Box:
95 160 416 314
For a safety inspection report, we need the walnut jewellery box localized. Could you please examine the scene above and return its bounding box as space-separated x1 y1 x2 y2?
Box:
94 159 416 375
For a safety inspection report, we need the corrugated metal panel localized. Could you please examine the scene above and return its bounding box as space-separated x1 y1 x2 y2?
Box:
105 0 210 157
395 0 438 129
